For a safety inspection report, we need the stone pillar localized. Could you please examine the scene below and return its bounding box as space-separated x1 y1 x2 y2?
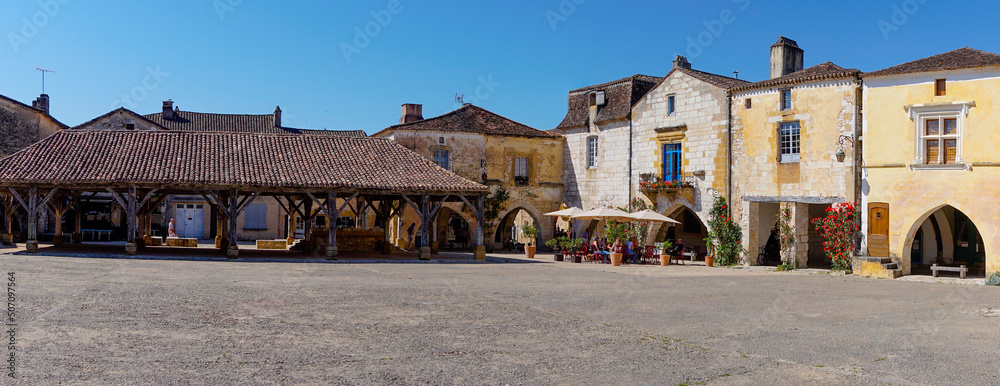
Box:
791 202 810 268
746 202 762 266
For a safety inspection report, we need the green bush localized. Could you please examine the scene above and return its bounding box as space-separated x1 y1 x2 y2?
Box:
776 263 794 272
986 272 1000 286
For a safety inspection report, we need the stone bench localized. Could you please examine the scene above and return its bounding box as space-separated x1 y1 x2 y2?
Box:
165 237 199 248
931 264 968 279
256 240 288 250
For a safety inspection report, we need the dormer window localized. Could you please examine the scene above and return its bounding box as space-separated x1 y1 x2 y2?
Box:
589 91 606 107
125 122 135 130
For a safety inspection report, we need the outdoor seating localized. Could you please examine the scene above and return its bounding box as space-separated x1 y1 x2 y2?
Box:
671 246 686 265
643 245 656 264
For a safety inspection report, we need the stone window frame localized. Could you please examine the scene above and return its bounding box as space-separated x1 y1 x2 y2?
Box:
778 121 801 164
513 156 530 186
667 94 677 116
908 102 973 170
586 135 599 169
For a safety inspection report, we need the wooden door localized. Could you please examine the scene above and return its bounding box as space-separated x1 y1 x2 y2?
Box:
868 203 889 257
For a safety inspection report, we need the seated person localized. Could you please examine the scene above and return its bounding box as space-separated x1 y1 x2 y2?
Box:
670 238 685 257
624 238 637 262
610 239 623 254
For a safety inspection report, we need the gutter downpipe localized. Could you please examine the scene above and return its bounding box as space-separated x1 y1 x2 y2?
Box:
726 92 733 216
628 113 634 210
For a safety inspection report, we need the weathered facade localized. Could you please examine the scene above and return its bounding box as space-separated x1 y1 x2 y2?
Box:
862 48 1000 276
730 38 862 267
553 74 662 235
630 56 746 250
0 93 66 158
373 104 564 250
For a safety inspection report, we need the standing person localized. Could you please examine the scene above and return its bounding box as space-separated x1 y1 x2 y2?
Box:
406 222 416 250
168 218 177 237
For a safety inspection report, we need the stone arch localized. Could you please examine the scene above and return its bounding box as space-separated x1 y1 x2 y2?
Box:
900 203 986 274
652 203 710 252
495 205 545 250
432 206 475 251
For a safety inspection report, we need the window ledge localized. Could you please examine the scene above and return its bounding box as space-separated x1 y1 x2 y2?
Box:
909 163 970 171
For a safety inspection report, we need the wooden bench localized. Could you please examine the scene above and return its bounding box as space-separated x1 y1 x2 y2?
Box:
931 264 968 279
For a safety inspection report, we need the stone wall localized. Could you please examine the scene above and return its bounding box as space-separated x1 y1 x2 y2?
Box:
0 96 62 158
75 109 162 131
731 79 860 265
630 69 730 239
561 119 631 215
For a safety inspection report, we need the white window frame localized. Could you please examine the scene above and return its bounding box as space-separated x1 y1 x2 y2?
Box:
909 103 972 168
433 149 450 170
514 157 529 181
778 121 800 163
586 136 599 169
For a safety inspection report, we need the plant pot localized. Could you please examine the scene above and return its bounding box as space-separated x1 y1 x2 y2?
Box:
53 235 64 247
660 254 670 266
610 252 623 266
554 253 564 262
2 234 12 246
705 256 715 267
572 255 582 263
525 246 536 259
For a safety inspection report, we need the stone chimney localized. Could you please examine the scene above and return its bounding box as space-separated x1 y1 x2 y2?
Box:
400 103 423 124
274 106 282 127
672 55 691 70
770 37 804 79
32 94 50 114
162 100 176 120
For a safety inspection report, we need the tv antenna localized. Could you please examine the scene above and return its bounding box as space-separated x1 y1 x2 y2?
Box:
36 67 54 94
454 93 464 104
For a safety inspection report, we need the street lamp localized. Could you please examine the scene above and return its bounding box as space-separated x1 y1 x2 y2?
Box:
836 135 855 163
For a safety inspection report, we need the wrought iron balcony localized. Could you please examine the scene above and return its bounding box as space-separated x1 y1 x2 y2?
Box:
639 173 695 193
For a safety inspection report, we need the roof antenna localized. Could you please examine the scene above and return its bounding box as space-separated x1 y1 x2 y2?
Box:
733 70 739 80
36 67 54 94
455 93 464 104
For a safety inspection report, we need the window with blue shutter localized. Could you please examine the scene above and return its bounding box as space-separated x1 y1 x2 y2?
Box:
662 143 682 182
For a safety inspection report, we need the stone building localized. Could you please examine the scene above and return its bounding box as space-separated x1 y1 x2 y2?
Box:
372 104 564 251
862 47 1000 276
552 74 662 235
730 38 862 268
0 92 66 158
71 101 365 242
630 56 747 251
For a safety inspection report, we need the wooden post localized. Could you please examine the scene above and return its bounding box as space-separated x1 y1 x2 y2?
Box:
227 189 239 258
73 194 82 243
431 212 439 255
474 195 486 260
327 191 338 259
379 200 391 254
286 197 296 245
303 196 313 254
26 187 38 252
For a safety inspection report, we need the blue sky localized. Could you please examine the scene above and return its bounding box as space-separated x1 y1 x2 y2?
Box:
1 0 997 133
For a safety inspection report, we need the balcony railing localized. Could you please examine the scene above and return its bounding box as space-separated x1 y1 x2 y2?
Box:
639 173 695 193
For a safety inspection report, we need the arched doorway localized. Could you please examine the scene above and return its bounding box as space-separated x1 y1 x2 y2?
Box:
906 205 985 276
434 207 472 251
495 207 541 252
654 206 709 258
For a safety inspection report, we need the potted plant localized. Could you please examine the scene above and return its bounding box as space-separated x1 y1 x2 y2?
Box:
522 225 539 259
657 240 674 266
703 236 716 267
545 236 567 261
569 238 584 263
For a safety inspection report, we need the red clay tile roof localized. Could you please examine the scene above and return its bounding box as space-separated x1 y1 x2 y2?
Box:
142 110 365 137
730 62 861 93
865 47 1000 78
555 74 663 130
0 130 487 193
676 67 749 90
373 104 558 138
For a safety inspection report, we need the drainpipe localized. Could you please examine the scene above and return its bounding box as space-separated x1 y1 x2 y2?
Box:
628 113 634 210
726 92 733 215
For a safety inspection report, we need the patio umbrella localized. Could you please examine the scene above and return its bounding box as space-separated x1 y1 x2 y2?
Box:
570 208 636 223
543 207 585 217
627 209 681 224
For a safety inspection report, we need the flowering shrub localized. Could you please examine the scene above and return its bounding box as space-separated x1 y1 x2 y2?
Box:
639 180 693 191
810 202 860 271
706 196 742 266
778 207 794 256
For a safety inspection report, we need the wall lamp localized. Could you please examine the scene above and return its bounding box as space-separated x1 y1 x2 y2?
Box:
836 135 855 163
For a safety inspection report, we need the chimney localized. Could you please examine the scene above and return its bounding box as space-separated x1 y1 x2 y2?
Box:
274 106 282 127
400 103 423 124
770 37 804 79
162 100 176 120
33 94 50 114
672 55 691 70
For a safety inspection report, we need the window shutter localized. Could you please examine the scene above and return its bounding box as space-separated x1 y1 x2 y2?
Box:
243 204 267 230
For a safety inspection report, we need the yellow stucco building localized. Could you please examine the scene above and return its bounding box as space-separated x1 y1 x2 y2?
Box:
862 48 1000 276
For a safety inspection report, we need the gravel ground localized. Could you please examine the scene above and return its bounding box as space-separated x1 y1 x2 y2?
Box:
2 251 999 385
